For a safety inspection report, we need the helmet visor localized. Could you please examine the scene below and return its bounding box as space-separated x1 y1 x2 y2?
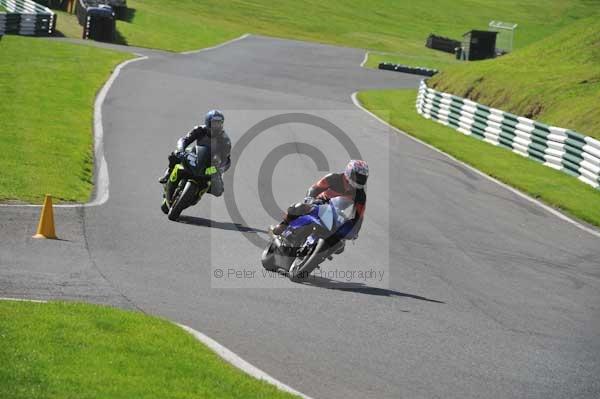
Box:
210 119 223 130
354 173 368 186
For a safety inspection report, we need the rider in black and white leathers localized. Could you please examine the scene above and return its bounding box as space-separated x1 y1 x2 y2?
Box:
159 110 231 196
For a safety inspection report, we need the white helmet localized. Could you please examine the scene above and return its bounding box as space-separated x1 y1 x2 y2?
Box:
344 160 369 189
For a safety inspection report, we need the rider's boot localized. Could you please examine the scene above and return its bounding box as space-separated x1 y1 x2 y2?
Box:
333 240 345 254
161 198 169 214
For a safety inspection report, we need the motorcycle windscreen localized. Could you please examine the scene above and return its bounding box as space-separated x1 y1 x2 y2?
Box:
329 196 355 226
185 146 210 177
318 203 334 230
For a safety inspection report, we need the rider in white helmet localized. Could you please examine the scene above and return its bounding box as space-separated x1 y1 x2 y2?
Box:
271 160 369 251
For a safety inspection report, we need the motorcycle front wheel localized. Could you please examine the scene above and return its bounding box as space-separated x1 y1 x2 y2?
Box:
288 238 326 281
168 181 198 221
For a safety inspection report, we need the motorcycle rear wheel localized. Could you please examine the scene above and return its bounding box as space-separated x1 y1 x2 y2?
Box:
261 239 278 271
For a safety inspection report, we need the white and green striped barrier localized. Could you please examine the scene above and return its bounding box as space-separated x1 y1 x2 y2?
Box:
416 80 600 190
0 0 55 36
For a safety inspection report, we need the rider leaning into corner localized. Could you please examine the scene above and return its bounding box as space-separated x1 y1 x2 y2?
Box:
270 160 369 254
159 110 232 196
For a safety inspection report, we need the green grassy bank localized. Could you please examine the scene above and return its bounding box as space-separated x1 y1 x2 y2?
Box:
0 300 298 399
0 36 130 203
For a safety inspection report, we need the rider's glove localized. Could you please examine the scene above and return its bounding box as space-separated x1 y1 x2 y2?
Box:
168 151 180 165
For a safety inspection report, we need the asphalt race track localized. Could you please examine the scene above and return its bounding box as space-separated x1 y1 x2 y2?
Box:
2 35 600 399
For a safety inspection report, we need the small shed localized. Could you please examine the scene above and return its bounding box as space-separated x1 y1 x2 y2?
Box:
461 30 498 61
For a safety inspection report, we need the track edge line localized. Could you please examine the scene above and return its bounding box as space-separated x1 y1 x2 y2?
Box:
180 33 251 55
360 50 369 67
177 323 312 398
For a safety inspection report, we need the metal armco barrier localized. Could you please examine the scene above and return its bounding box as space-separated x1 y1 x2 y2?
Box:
379 62 438 77
0 0 55 35
416 81 600 190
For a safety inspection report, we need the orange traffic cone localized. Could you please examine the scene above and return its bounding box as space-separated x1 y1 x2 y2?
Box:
33 195 57 239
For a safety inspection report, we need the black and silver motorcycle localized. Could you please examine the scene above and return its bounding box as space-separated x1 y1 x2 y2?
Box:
161 145 219 221
261 196 355 281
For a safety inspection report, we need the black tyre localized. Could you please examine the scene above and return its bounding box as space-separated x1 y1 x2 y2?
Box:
168 181 198 221
289 238 325 281
261 239 278 271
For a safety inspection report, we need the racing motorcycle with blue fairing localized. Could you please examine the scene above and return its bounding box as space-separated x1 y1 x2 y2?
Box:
261 196 356 281
161 145 219 221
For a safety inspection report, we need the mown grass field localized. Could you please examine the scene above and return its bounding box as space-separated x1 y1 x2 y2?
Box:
116 0 594 54
0 36 130 203
357 88 600 227
0 300 298 399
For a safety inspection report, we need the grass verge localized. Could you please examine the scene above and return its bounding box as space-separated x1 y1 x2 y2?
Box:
0 300 298 399
357 89 600 227
0 35 131 203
